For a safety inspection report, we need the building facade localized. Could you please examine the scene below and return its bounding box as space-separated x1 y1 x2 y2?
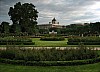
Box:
38 18 62 29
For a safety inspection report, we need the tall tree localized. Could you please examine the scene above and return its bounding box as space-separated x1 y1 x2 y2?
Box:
9 24 21 34
8 2 38 34
0 24 2 33
1 22 10 33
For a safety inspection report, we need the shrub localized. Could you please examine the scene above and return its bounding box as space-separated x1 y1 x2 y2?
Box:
67 37 100 45
0 57 100 66
0 46 100 66
0 37 35 45
0 47 99 61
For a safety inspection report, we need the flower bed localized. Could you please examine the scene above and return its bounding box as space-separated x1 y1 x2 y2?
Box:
0 46 99 66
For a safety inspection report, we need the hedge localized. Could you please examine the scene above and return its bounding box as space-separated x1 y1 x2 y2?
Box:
67 37 100 45
0 42 35 45
68 37 100 42
0 37 35 45
67 42 100 45
0 57 100 66
0 47 99 61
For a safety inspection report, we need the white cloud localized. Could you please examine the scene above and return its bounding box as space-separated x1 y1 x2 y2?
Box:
0 0 100 25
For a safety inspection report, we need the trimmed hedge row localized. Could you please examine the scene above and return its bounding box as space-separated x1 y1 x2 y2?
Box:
0 47 99 61
67 42 100 45
0 57 100 66
0 42 35 45
67 37 100 45
40 37 65 41
68 37 100 42
0 37 35 45
0 37 32 42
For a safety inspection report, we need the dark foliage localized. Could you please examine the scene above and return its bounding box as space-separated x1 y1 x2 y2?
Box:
40 34 65 41
0 37 35 45
0 58 100 66
0 46 99 61
67 37 100 45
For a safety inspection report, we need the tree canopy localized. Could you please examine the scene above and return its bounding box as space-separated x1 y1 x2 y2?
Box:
0 22 10 33
8 2 38 34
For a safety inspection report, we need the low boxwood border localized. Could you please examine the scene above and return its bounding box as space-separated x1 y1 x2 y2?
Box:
0 57 100 66
0 42 35 45
67 42 100 45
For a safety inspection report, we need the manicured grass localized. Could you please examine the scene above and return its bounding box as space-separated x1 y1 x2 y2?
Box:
0 63 100 72
31 38 100 47
31 38 68 46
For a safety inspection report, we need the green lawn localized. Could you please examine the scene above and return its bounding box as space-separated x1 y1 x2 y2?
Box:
31 38 68 47
31 38 100 47
0 63 100 72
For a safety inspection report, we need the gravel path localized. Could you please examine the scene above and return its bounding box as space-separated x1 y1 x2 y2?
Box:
0 47 100 50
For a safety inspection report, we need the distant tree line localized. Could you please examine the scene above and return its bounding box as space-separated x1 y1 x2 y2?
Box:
1 22 99 36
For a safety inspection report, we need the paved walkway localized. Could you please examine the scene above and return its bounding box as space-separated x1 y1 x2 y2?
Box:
0 47 100 50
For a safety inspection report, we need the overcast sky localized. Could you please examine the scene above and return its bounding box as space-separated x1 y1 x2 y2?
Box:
0 0 100 25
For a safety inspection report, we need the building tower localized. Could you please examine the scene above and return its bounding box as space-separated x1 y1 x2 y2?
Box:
52 17 57 24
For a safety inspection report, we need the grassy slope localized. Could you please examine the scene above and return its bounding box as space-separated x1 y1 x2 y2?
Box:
0 63 100 72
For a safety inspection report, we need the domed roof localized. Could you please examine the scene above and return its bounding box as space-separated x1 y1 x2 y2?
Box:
52 17 56 21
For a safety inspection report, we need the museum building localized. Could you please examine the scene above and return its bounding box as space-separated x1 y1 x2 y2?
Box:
38 18 62 29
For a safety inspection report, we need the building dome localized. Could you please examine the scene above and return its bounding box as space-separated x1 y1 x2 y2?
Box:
52 17 56 21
